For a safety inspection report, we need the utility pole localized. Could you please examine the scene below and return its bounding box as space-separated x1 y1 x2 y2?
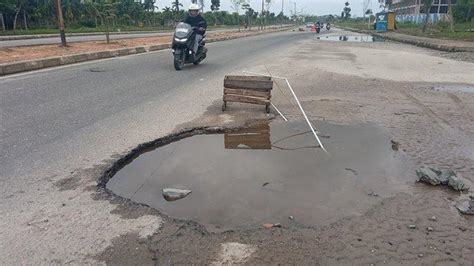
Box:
261 0 265 30
294 2 296 24
55 0 67 46
281 0 284 27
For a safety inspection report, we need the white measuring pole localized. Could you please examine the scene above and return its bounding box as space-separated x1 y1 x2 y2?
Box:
242 70 328 154
270 102 288 121
284 79 328 153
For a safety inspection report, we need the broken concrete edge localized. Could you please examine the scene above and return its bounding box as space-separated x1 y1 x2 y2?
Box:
336 26 474 53
0 27 293 76
94 119 271 235
97 119 273 190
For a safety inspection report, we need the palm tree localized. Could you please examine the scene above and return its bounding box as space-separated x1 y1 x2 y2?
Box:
172 0 182 12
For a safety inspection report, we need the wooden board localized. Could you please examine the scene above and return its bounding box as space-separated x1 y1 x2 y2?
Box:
223 94 270 106
224 75 273 91
224 88 271 99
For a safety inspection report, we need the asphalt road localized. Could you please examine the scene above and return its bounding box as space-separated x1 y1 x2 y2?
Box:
2 27 474 264
0 28 237 47
0 29 310 178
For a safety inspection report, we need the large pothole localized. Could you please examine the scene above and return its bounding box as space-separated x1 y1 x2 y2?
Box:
106 120 413 232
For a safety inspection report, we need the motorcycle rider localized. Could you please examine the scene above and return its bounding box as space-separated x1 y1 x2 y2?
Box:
183 4 207 57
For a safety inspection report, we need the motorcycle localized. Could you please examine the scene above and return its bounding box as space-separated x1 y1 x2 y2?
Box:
172 22 208 71
326 23 331 30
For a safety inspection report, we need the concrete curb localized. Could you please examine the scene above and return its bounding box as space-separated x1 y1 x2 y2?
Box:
337 26 474 53
0 27 293 76
0 30 172 41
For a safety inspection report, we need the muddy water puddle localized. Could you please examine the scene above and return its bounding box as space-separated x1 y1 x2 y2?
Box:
317 35 384 42
433 84 474 93
107 121 412 232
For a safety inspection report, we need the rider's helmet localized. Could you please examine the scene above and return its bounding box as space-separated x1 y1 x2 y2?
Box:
188 3 200 17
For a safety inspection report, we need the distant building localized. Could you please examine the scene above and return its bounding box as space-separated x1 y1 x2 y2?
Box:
389 0 456 23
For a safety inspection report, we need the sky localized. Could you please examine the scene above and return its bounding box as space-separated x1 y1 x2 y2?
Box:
158 0 381 17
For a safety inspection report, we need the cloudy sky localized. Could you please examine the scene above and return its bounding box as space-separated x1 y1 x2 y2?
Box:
158 0 381 17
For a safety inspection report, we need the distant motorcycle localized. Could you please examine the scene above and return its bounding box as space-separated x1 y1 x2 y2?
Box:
315 23 321 33
171 22 207 71
326 23 331 30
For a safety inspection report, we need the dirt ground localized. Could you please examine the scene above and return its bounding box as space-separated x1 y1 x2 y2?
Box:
2 29 473 264
0 28 281 64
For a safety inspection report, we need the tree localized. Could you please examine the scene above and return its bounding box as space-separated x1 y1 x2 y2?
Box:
172 0 183 12
211 0 220 11
0 0 15 31
447 0 454 32
421 0 432 33
262 0 272 29
365 8 373 29
143 0 156 12
241 2 254 29
0 13 5 31
86 0 119 43
342 1 351 19
453 0 473 23
13 0 29 31
54 0 66 46
230 0 246 31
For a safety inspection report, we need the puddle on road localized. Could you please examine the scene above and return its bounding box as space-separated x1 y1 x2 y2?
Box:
433 84 474 93
316 35 384 42
107 121 411 232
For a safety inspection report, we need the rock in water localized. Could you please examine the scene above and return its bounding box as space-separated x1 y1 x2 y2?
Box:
447 173 469 192
416 167 441 186
456 200 474 215
429 168 442 176
262 223 274 229
162 188 192 201
437 169 455 185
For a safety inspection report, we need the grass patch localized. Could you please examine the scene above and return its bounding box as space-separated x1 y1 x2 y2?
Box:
335 19 374 30
335 19 474 41
396 22 474 41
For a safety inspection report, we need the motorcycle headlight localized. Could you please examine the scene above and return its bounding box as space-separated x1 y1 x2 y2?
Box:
174 37 187 42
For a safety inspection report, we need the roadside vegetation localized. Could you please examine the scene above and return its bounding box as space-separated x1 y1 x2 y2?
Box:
335 0 473 41
0 0 291 36
336 19 474 41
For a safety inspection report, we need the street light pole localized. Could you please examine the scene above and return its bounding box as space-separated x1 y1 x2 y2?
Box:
281 0 284 27
55 0 67 46
294 2 297 25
